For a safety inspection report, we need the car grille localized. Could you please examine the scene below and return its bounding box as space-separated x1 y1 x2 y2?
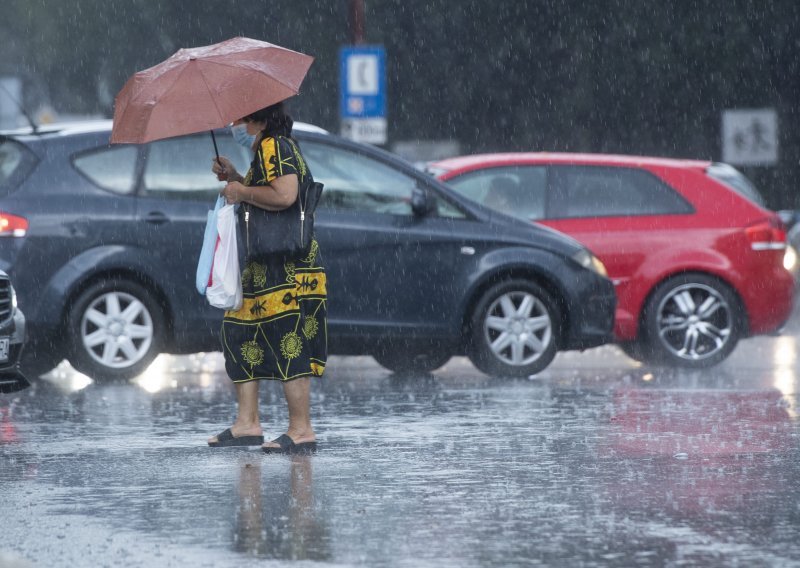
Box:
0 279 12 324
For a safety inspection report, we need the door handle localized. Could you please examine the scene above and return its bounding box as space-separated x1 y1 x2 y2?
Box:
143 211 170 225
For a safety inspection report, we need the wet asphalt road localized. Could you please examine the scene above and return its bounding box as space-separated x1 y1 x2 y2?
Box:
3 312 800 567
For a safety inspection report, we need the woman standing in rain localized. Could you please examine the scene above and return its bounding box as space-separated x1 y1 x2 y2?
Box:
207 102 327 454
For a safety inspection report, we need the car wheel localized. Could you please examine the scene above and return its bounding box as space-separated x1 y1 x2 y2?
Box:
372 349 451 375
66 280 165 382
642 274 741 368
468 279 560 377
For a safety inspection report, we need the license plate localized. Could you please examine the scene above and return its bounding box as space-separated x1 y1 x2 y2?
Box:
0 338 9 363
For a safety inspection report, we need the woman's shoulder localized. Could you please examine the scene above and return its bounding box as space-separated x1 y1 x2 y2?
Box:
257 135 276 152
258 134 295 153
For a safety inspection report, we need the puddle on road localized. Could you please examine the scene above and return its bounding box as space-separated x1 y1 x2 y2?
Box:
2 344 800 566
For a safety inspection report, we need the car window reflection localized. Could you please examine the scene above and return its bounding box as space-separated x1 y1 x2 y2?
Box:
73 146 138 195
302 141 416 215
143 134 249 200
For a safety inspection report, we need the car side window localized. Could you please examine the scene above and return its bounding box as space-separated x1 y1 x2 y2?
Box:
142 133 250 200
72 146 138 195
301 140 417 216
445 166 547 220
548 166 693 218
706 163 766 207
0 139 38 197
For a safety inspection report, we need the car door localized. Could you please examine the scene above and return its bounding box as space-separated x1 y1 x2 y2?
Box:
134 132 251 340
444 163 694 333
299 137 466 340
542 165 694 287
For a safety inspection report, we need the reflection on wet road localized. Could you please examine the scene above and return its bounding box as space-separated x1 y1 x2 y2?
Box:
2 316 800 566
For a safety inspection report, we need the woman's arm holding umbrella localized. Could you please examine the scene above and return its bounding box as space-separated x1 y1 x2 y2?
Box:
212 155 298 211
212 156 245 184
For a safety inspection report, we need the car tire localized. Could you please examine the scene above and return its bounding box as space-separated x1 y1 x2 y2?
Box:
66 280 165 382
641 273 742 368
372 349 451 375
468 279 560 377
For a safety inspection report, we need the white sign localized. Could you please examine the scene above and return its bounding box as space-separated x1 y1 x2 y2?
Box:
341 117 387 145
722 108 778 166
347 54 379 95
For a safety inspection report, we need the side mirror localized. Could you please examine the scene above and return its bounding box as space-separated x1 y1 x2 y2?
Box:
411 186 436 217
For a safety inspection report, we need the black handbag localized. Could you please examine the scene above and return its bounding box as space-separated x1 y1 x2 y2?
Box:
240 178 324 259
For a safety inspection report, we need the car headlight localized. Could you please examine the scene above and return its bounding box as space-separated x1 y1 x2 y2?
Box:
784 245 798 273
572 249 608 277
10 284 17 314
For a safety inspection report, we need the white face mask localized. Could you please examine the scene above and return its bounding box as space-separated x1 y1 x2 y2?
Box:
231 123 256 149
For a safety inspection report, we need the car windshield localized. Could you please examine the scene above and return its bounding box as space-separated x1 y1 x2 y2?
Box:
706 163 766 207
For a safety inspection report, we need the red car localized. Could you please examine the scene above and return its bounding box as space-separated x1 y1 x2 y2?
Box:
431 153 794 368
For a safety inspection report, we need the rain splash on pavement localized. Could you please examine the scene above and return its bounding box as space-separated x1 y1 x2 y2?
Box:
1 327 800 566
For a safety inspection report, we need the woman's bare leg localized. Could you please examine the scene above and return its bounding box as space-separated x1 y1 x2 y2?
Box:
208 380 263 444
263 377 315 448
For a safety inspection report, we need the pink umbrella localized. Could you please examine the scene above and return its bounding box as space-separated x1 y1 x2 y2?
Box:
110 37 314 156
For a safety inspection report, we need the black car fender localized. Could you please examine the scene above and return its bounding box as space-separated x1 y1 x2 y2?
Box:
457 245 578 331
31 244 174 333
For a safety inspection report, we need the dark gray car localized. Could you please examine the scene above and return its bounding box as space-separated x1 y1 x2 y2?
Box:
0 268 27 393
0 121 615 381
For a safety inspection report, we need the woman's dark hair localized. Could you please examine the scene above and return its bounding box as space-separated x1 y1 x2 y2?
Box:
244 102 294 139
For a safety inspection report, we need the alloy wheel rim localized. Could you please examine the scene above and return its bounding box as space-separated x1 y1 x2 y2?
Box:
656 283 732 361
81 291 154 369
484 291 552 366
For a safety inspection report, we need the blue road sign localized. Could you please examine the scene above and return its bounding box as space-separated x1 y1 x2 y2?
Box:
340 46 386 119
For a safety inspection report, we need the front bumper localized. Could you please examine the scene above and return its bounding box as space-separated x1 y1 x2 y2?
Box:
0 308 28 392
561 275 617 350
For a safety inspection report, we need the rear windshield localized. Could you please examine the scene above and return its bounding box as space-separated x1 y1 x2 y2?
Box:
706 163 766 207
0 137 37 196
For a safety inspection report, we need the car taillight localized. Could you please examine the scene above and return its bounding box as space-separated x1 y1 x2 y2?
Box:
0 212 28 237
745 219 786 251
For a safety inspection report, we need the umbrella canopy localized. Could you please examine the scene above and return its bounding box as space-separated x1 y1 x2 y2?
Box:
110 37 314 144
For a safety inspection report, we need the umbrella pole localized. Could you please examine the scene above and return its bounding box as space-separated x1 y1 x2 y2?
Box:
210 130 228 177
209 130 221 162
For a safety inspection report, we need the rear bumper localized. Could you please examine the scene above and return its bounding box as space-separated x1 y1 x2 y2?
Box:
743 267 795 336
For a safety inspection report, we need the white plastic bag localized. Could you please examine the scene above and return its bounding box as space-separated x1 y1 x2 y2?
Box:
205 204 242 310
196 196 225 295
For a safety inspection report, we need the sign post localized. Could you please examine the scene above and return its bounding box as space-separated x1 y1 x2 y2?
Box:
340 45 387 145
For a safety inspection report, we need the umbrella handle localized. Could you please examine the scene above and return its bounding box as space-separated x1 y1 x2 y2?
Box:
210 130 223 171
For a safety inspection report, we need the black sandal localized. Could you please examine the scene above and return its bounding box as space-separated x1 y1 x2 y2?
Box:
262 433 317 455
208 428 264 447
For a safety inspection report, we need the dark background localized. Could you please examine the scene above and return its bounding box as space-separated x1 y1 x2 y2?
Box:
2 0 798 208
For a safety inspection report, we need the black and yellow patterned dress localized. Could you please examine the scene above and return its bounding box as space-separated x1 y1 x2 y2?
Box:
221 135 327 382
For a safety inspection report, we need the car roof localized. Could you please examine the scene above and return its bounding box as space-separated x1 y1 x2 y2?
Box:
431 152 713 173
1 119 329 139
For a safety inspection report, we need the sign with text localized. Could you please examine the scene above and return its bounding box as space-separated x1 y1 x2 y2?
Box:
722 108 778 166
340 46 387 144
340 117 387 145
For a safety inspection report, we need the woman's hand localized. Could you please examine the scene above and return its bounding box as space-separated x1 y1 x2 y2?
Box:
211 156 239 182
221 181 248 205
